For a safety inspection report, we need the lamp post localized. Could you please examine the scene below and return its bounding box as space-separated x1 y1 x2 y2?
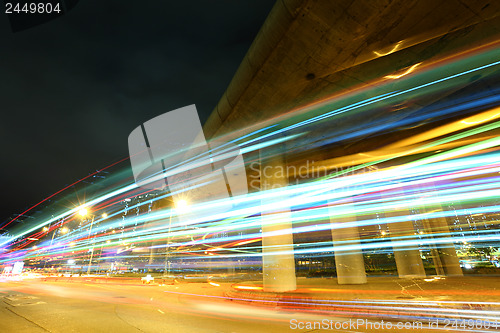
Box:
165 212 173 277
79 208 95 275
42 219 63 271
164 199 189 278
79 208 107 276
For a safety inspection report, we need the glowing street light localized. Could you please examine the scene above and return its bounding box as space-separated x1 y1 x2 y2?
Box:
78 208 88 217
102 213 108 219
42 227 49 232
175 199 189 212
61 227 69 234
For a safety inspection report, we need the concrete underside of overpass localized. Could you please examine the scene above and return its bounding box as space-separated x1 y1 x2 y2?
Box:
204 0 500 140
200 0 500 291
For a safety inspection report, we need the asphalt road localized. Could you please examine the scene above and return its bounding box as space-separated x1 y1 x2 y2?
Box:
0 278 455 333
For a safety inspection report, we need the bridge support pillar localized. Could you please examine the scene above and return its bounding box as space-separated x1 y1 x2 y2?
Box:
383 190 426 278
260 150 296 292
329 197 367 284
417 184 463 277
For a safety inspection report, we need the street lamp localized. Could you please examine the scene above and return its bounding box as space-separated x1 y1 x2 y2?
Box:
78 208 88 217
43 218 66 271
78 207 100 276
175 199 189 213
164 199 189 277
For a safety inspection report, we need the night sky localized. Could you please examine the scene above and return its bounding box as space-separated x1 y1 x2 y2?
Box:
0 1 274 225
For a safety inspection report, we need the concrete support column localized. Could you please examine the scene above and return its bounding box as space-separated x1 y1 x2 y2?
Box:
435 239 463 276
391 223 427 278
382 190 426 278
260 149 296 292
328 197 367 284
420 218 446 276
417 184 463 276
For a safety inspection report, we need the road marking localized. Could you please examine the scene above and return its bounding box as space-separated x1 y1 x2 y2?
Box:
84 284 110 289
4 294 46 307
10 301 46 307
5 295 39 301
157 309 165 314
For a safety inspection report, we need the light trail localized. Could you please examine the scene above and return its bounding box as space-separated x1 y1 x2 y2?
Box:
1 44 500 331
